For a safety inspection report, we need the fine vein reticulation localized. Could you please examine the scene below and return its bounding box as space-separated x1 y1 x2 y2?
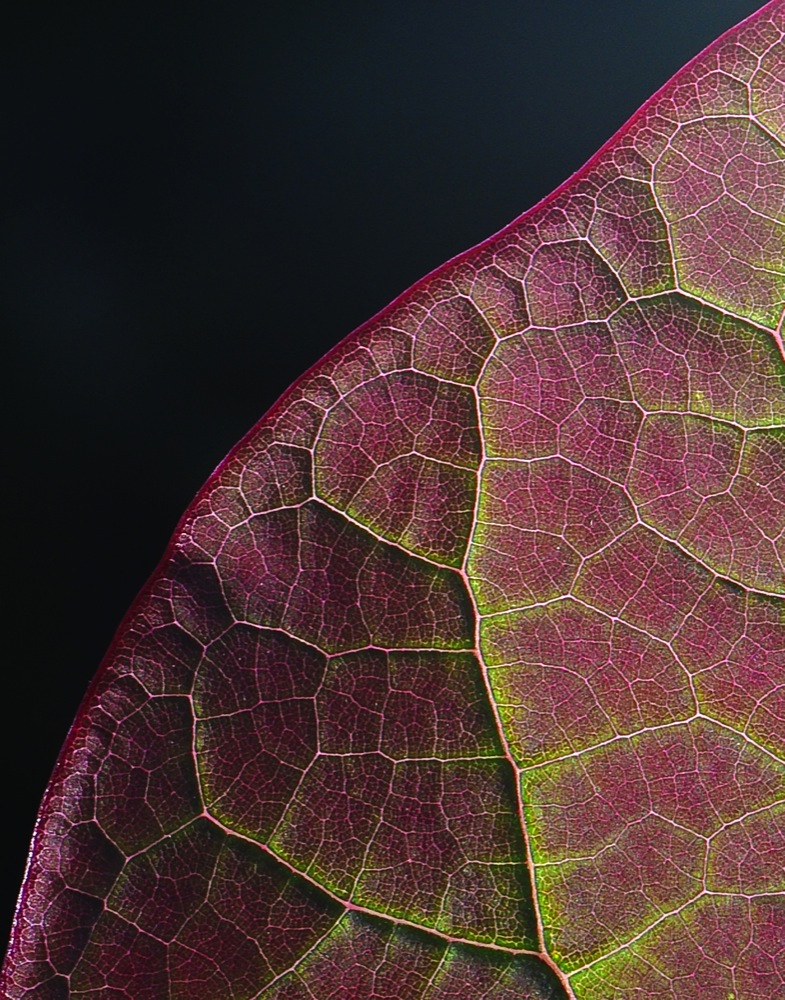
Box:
4 3 785 998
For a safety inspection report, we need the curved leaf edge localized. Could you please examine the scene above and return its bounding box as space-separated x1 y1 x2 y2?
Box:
3 2 782 997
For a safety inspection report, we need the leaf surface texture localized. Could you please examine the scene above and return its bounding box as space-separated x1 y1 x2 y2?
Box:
4 3 785 998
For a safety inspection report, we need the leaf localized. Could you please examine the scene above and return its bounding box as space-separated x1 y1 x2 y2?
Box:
5 2 785 998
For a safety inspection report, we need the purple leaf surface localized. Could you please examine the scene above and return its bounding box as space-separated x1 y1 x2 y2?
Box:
5 3 785 998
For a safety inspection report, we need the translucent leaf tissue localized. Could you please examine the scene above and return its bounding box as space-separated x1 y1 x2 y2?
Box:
4 3 785 998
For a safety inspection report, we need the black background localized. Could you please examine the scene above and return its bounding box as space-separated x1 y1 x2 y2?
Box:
3 0 763 950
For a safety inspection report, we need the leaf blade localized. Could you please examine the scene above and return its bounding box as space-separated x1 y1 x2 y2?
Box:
5 3 785 998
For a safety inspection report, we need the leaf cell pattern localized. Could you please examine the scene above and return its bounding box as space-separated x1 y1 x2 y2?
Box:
4 3 785 998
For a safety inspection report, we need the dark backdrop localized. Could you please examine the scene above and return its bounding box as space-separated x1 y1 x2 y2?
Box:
3 0 762 948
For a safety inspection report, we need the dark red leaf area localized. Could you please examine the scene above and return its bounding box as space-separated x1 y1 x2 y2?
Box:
260 916 564 1000
5 3 785 999
211 502 474 651
315 372 481 565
